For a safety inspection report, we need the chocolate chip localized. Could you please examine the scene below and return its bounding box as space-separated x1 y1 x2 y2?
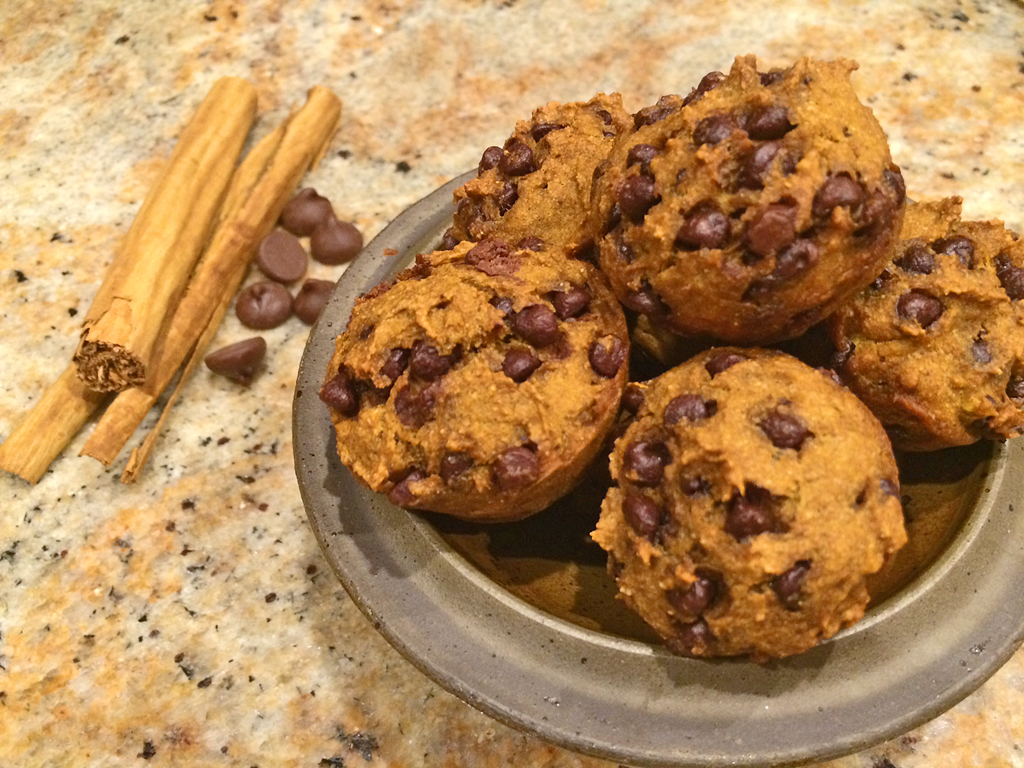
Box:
771 560 810 610
512 304 560 347
758 409 812 450
996 254 1024 300
870 268 894 291
466 239 520 276
492 446 540 490
320 370 359 417
602 203 622 236
855 191 894 237
204 337 266 386
551 286 591 319
626 143 658 169
478 146 503 173
675 203 729 250
388 469 426 507
622 384 645 413
896 290 944 328
516 235 545 251
759 69 786 86
1007 373 1024 400
972 336 992 364
883 166 906 205
683 71 726 105
746 105 793 140
589 337 626 378
502 348 542 382
664 394 717 424
667 570 720 617
933 235 975 268
772 239 818 281
704 352 745 377
670 619 713 656
623 440 670 486
614 232 635 262
880 478 900 497
440 452 473 483
623 283 669 318
622 492 663 538
617 175 659 223
745 203 796 257
310 217 363 265
682 476 711 496
441 228 460 250
812 174 865 218
372 351 406 385
895 242 935 274
633 97 678 128
725 485 778 539
738 141 781 189
499 139 536 176
394 384 437 428
490 296 515 319
530 122 564 141
293 278 335 324
693 114 736 146
496 182 518 214
279 188 334 237
409 340 452 381
235 281 293 329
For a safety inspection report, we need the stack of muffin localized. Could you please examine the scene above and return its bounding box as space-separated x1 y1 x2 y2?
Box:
320 55 1024 661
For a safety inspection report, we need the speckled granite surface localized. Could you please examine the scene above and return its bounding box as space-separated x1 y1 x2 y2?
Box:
2 1 1024 766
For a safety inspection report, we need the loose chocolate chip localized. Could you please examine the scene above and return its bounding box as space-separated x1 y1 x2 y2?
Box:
394 384 437 428
745 203 796 257
502 348 542 382
996 254 1024 300
409 340 452 381
320 370 359 417
664 394 717 424
933 235 975 268
279 188 335 237
1007 374 1024 400
204 337 266 386
895 241 935 274
633 96 678 128
377 348 410 383
812 174 865 218
622 384 645 413
704 352 746 377
440 452 474 483
441 228 460 250
622 492 663 538
466 238 520 276
623 440 670 486
880 478 900 497
235 281 293 329
897 290 944 328
589 337 627 378
972 336 992 364
623 283 669 318
883 166 907 204
693 114 736 146
530 122 564 141
388 469 426 507
493 446 540 490
758 409 812 450
496 182 519 214
617 175 660 223
479 146 503 173
725 485 778 539
746 105 793 140
667 570 720 617
293 278 335 324
551 286 591 319
499 139 536 176
771 561 810 610
516 235 545 251
626 143 658 169
512 304 560 347
310 218 363 265
759 69 786 86
675 203 730 250
683 71 726 105
738 141 781 189
672 619 713 656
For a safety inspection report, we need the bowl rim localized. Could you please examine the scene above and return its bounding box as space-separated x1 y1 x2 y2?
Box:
293 172 1024 767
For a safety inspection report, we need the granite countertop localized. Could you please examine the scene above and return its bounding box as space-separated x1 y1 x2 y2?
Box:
2 1 1024 765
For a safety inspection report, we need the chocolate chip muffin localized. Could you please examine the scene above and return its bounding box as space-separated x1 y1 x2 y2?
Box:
589 55 906 345
830 198 1024 451
445 93 633 256
320 239 630 522
592 348 906 661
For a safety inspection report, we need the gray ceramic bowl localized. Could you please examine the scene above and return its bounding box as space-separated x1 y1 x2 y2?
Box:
293 172 1024 767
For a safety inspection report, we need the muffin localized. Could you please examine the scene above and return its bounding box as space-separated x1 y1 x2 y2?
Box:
320 238 629 522
592 348 906 661
830 197 1024 451
589 55 906 344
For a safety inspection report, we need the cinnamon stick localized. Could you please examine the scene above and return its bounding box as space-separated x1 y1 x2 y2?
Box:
74 77 257 392
81 86 343 474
